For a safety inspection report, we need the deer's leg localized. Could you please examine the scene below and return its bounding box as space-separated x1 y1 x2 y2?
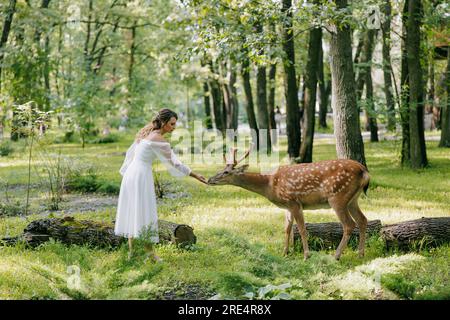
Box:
283 211 294 256
290 205 309 260
329 200 356 260
348 199 368 258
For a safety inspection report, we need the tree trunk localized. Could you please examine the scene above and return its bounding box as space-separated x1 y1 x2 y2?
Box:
254 23 271 152
355 30 376 101
256 64 271 152
299 25 322 163
439 48 450 147
400 0 411 165
365 69 379 142
292 217 450 251
221 61 239 131
0 0 17 138
1 217 197 249
230 68 239 131
203 81 213 129
426 55 436 129
0 0 17 91
281 0 301 159
318 40 328 129
355 30 377 134
220 61 233 130
0 0 16 130
381 0 396 131
328 0 366 167
241 57 259 150
32 0 52 113
84 0 94 74
268 63 277 131
128 21 137 106
407 0 428 168
209 60 225 134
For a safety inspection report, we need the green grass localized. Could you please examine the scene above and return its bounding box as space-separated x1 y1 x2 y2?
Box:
0 130 449 299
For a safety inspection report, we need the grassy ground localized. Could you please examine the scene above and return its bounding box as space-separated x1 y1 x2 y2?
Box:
0 130 449 300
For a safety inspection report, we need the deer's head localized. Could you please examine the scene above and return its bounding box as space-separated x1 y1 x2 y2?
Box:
207 146 252 185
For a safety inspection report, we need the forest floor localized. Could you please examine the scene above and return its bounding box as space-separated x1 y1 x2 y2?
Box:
0 130 449 300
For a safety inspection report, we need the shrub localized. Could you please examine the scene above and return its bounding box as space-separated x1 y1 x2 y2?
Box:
107 117 122 129
65 163 101 193
0 140 14 156
66 174 100 193
90 133 120 144
53 131 76 144
0 200 26 217
97 181 120 195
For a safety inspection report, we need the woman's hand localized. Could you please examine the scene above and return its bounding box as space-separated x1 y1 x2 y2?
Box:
190 172 208 185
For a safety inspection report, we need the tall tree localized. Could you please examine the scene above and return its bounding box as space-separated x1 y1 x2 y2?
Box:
355 29 379 141
299 23 322 163
281 0 301 159
254 22 271 152
203 81 213 129
208 60 225 134
241 55 260 150
0 0 17 91
268 63 277 132
328 0 366 166
0 0 17 139
439 48 450 147
400 0 411 165
317 40 329 129
381 0 396 131
31 0 52 112
365 65 379 142
268 23 277 134
221 61 239 131
256 62 271 152
406 0 428 168
230 67 239 130
128 21 137 107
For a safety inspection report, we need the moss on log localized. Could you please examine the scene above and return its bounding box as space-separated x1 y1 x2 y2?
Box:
1 216 196 249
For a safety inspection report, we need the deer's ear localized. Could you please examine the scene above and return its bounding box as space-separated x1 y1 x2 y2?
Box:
235 164 249 174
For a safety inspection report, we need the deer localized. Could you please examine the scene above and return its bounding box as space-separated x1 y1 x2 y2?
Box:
207 147 370 261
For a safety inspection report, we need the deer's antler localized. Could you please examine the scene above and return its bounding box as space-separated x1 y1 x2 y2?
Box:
236 143 253 165
223 148 237 165
223 144 253 166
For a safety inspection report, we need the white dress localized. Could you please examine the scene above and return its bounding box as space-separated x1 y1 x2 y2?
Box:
114 139 191 242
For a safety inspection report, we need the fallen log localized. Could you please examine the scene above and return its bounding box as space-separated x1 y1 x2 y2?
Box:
1 216 197 249
381 217 450 250
293 220 382 250
293 217 450 250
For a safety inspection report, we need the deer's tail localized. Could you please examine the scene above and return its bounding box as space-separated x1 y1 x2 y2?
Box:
361 168 370 196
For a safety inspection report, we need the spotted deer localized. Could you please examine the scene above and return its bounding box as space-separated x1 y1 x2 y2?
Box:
207 147 370 260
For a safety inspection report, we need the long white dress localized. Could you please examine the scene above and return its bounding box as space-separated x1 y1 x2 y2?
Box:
114 139 191 242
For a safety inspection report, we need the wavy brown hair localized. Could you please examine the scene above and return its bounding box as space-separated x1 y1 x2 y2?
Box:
135 108 178 142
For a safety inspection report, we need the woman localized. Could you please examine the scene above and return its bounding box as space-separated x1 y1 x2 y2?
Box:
115 108 207 262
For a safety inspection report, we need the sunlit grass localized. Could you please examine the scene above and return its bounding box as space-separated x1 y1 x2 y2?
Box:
0 130 449 299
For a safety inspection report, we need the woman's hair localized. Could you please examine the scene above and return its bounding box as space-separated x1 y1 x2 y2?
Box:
135 108 178 142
